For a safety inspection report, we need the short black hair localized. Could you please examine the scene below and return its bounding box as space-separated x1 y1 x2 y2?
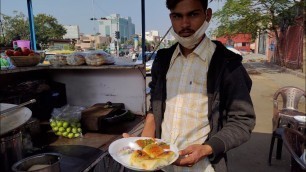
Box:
166 0 208 10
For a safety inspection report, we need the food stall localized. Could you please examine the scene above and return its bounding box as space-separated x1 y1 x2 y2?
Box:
0 58 147 171
0 1 148 171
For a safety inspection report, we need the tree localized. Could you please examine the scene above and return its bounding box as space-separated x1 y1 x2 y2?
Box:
1 11 29 46
212 0 304 66
1 12 66 48
34 14 67 46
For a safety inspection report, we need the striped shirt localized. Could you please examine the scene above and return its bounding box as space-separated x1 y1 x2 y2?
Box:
161 36 216 172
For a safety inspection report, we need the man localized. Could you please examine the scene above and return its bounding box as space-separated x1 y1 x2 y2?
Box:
124 0 255 171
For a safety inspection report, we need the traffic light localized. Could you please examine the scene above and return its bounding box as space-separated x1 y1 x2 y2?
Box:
115 31 120 39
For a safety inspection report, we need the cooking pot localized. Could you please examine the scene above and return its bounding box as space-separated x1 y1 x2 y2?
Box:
0 132 23 172
0 103 33 172
11 153 61 172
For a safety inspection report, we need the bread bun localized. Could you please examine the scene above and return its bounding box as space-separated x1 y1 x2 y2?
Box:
85 50 114 66
143 144 164 158
130 150 168 170
67 53 85 66
135 138 155 149
129 139 176 170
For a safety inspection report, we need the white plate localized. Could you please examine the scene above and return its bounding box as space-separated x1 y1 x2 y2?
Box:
108 137 179 171
0 103 32 135
293 116 306 123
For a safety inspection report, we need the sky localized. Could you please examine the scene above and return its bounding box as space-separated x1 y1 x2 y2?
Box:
1 0 224 36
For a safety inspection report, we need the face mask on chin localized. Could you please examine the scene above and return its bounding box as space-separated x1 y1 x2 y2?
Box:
170 20 210 49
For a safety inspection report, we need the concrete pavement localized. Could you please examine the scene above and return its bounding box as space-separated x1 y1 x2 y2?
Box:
228 54 305 172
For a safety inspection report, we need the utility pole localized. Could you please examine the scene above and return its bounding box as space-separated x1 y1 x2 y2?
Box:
117 17 120 56
303 0 306 72
91 0 97 49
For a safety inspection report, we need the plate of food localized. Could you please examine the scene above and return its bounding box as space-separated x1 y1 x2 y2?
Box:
293 116 306 123
108 137 179 171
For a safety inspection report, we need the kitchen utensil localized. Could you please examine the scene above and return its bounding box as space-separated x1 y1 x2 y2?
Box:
11 153 61 172
25 145 104 172
0 132 23 172
0 99 36 115
0 103 32 136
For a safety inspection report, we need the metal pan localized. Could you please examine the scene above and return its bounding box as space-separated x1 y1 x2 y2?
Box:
0 103 32 136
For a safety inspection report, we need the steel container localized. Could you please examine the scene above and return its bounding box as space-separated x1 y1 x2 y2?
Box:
11 153 61 172
0 131 23 172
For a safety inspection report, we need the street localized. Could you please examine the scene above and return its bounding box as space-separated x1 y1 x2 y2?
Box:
228 56 305 172
145 54 305 171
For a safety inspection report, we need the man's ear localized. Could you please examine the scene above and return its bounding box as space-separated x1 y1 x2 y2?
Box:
206 8 212 22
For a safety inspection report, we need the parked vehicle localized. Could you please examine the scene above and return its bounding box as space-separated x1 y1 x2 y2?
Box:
135 52 157 75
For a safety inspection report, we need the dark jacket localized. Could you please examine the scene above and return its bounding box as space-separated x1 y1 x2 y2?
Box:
148 41 256 172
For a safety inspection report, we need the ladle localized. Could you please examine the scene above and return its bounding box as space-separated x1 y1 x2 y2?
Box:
0 99 36 115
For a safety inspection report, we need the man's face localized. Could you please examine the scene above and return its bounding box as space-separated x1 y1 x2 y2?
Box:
169 0 209 37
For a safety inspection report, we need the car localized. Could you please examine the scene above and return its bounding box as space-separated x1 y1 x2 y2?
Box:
130 53 139 62
135 52 157 75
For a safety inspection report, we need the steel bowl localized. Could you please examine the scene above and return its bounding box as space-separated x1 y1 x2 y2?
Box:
11 153 61 172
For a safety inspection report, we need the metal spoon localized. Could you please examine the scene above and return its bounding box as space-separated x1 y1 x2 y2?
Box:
0 99 36 115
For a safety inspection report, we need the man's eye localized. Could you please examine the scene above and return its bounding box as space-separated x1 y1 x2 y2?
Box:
171 14 182 20
190 13 199 17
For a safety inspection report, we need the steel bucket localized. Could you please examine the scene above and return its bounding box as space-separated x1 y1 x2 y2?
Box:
0 132 23 172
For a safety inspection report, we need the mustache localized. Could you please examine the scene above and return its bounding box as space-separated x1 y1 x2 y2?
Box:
178 29 195 34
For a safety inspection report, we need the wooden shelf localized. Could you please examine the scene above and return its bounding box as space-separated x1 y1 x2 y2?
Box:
0 63 144 75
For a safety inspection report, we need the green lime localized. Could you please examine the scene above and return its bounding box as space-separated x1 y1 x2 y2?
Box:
50 121 56 127
63 121 69 128
68 133 74 139
52 127 59 132
77 128 82 133
66 127 71 132
74 133 80 138
62 132 68 137
59 127 65 132
72 128 77 134
56 121 63 127
56 131 62 136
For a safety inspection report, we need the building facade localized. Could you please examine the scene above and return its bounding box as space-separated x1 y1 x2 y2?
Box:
216 33 252 53
145 30 160 42
98 14 135 43
74 34 112 51
63 25 80 39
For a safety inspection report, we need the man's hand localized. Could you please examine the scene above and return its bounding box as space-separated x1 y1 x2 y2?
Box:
122 133 133 138
173 144 213 167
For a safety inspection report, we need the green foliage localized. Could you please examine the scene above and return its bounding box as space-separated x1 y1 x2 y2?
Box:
0 12 66 47
1 11 30 46
34 14 67 45
212 0 302 40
